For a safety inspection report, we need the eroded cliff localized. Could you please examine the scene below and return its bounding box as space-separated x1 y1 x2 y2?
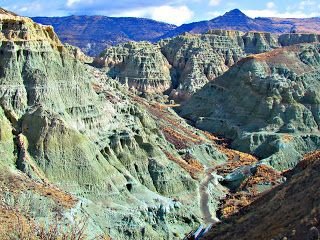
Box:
95 30 320 102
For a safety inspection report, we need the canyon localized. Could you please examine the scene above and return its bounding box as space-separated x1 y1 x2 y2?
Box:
0 6 319 240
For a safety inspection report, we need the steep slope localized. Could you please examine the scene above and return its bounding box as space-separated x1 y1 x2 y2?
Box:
179 44 320 170
32 16 176 56
203 152 320 240
162 9 320 39
0 9 270 240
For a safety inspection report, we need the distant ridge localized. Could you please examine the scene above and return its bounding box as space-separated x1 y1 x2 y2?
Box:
32 9 320 56
32 15 176 56
161 9 320 39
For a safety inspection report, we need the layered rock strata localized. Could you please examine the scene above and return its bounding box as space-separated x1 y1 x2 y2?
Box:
94 42 172 94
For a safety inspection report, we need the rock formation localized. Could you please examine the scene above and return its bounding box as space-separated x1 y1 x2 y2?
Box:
159 30 280 100
95 30 319 101
1 7 320 240
94 42 172 94
179 43 320 170
0 9 264 240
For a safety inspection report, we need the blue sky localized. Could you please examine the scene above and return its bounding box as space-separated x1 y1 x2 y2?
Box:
1 0 320 25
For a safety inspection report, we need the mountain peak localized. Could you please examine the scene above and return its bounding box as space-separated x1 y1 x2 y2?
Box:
223 9 249 18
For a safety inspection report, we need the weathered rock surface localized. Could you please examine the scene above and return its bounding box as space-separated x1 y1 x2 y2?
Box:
179 44 320 170
96 30 320 101
159 30 281 100
94 42 172 94
0 10 247 240
2 8 319 240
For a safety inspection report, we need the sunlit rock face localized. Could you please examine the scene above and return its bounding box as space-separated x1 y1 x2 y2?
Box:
94 41 172 94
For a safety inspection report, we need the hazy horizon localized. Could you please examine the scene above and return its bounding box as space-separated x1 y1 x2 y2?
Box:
1 0 319 26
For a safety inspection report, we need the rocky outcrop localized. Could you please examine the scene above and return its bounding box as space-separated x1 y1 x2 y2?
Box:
64 43 93 63
179 43 320 170
161 30 320 100
159 30 281 100
279 33 320 46
94 42 172 94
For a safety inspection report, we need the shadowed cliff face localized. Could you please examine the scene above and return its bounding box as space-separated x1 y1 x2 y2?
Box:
179 44 320 170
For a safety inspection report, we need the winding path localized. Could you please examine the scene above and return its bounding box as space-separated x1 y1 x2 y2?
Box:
199 169 223 224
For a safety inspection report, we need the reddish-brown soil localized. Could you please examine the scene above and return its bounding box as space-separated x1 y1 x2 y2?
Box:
203 155 320 240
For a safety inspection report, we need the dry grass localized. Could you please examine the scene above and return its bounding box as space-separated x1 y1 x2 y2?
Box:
204 156 320 240
241 164 282 189
299 150 320 170
282 134 294 143
0 204 111 240
6 216 88 240
0 170 77 209
161 126 201 149
0 170 81 239
0 204 34 239
220 164 282 218
162 150 204 179
221 192 253 217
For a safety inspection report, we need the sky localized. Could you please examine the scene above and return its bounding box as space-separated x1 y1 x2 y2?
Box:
1 0 320 26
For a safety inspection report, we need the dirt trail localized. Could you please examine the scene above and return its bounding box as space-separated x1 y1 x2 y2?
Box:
199 169 223 224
